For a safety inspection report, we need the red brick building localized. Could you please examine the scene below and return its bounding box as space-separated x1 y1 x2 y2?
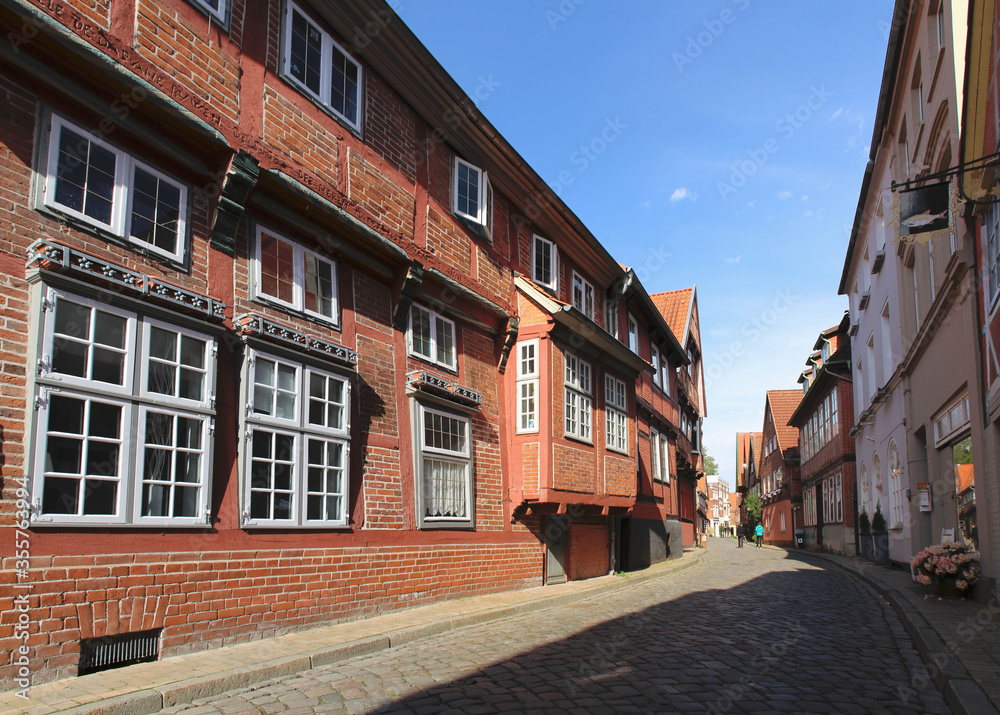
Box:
0 0 706 686
756 391 802 547
788 316 856 554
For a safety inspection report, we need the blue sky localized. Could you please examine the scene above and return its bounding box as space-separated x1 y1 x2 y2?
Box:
393 0 895 483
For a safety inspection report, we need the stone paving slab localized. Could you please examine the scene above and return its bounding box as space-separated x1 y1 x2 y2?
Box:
798 549 1000 715
1 551 704 714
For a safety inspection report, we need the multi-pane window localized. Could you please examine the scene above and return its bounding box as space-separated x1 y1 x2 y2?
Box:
283 1 362 131
43 115 188 262
453 157 493 237
255 226 338 323
243 350 350 527
604 375 628 453
822 473 843 524
627 314 639 353
933 393 970 446
650 429 670 483
31 288 215 525
572 272 594 320
564 352 592 441
888 442 903 528
516 340 539 433
532 235 558 291
408 303 457 370
416 404 472 526
605 299 620 339
988 198 1000 305
188 0 226 21
803 391 840 462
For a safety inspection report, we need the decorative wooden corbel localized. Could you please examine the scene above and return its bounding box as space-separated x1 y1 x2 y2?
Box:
392 261 424 332
209 150 260 256
496 316 520 374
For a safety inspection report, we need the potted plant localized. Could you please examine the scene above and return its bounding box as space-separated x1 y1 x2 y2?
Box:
858 509 873 561
871 502 890 566
910 542 981 598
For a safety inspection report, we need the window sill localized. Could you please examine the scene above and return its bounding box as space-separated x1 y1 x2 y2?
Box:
563 433 594 447
251 295 341 333
37 206 189 274
278 73 363 139
418 521 475 531
407 352 459 376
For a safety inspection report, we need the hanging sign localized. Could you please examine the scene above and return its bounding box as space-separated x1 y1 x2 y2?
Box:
899 181 950 236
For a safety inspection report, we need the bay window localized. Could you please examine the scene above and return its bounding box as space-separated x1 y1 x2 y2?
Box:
604 374 628 453
516 340 539 433
564 352 592 442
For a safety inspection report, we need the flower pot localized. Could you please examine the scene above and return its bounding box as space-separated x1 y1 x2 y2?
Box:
934 576 964 599
860 533 874 561
873 531 890 566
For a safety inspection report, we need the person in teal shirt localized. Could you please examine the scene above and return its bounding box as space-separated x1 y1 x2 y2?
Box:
755 523 764 548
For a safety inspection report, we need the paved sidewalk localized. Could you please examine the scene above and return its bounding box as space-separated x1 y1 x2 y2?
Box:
1 550 705 715
795 548 1000 715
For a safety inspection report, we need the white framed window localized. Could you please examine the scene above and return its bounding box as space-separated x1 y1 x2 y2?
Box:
31 287 215 526
933 393 971 447
571 272 594 320
43 115 188 263
243 349 350 527
188 0 226 21
254 226 339 324
416 403 472 527
604 374 628 453
452 157 493 238
408 303 457 370
651 344 660 388
516 340 539 434
532 234 558 291
888 442 903 528
650 429 662 481
564 352 592 442
984 197 1000 306
627 314 639 354
780 511 786 531
605 298 620 339
282 0 362 131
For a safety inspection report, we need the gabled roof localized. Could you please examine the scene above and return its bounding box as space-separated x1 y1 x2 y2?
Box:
650 287 694 346
766 390 803 454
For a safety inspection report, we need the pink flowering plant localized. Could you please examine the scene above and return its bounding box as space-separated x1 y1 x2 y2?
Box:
910 541 981 593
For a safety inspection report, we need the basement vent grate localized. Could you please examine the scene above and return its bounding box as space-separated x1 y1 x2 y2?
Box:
79 628 161 676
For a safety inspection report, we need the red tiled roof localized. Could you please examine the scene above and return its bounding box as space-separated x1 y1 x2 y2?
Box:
956 464 975 494
650 287 693 343
767 389 803 453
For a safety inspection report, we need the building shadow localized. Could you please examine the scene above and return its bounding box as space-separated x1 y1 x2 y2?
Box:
364 554 941 713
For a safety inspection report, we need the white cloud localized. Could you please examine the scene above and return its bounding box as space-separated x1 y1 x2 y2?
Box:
799 194 809 202
777 190 793 200
639 200 651 210
670 187 696 203
747 200 757 208
724 255 741 265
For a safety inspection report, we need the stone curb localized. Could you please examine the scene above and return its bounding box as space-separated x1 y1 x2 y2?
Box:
52 550 706 715
793 550 999 715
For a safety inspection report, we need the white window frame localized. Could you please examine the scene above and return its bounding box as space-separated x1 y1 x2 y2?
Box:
531 234 558 291
31 287 216 526
564 351 592 442
888 442 903 529
415 403 473 527
281 0 363 132
188 0 226 22
984 197 1000 308
933 393 970 447
43 115 188 263
627 314 639 354
604 374 628 454
605 298 620 339
516 339 539 434
254 225 339 325
452 156 493 238
651 344 661 388
571 271 595 320
242 349 351 528
408 303 457 371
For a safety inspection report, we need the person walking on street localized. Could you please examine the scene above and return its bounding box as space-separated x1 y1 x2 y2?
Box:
755 523 764 548
736 525 744 548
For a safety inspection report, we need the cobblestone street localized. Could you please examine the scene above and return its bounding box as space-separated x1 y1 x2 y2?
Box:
161 540 951 714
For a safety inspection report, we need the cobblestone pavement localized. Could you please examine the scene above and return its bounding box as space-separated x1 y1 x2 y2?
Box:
162 539 952 714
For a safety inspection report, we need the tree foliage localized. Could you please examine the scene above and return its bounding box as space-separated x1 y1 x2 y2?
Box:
703 448 719 476
743 491 762 534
